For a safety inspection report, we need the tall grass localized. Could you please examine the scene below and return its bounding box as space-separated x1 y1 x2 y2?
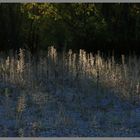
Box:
0 46 140 102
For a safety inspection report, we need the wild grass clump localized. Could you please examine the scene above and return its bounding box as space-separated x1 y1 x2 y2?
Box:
0 47 140 136
0 47 139 101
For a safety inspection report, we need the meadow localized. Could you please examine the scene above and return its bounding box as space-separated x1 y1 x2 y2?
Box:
0 47 140 136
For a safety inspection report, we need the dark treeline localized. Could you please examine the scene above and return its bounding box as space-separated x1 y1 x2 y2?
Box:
0 3 140 55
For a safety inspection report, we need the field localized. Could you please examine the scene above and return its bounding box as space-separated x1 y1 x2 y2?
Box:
0 47 140 136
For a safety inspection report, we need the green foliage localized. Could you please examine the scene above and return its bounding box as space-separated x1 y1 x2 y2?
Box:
0 3 140 51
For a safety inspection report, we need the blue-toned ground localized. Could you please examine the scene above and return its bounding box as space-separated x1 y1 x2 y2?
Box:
0 82 140 137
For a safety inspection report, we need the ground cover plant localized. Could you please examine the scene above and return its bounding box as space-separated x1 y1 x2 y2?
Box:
0 47 140 136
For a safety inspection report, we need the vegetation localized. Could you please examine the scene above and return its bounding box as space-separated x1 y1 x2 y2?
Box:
1 3 140 137
0 3 140 53
0 47 140 136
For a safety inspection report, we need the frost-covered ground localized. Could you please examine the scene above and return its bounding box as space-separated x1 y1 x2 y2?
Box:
1 81 140 137
0 47 140 136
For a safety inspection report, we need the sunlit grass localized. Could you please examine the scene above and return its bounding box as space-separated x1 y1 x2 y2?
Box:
0 47 140 136
0 47 139 101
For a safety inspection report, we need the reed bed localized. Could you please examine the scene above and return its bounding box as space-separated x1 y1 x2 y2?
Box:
0 47 140 136
0 47 139 101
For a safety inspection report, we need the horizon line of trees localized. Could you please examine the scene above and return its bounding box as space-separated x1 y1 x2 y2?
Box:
0 3 140 54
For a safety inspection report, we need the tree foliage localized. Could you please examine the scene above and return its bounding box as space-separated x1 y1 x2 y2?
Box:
0 3 140 52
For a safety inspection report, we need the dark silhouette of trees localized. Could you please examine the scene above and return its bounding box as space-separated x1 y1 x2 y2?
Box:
0 3 140 54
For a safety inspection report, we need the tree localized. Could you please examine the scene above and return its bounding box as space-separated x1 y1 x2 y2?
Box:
0 4 23 51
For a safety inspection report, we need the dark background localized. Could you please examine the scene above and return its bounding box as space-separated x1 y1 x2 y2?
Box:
0 3 140 55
